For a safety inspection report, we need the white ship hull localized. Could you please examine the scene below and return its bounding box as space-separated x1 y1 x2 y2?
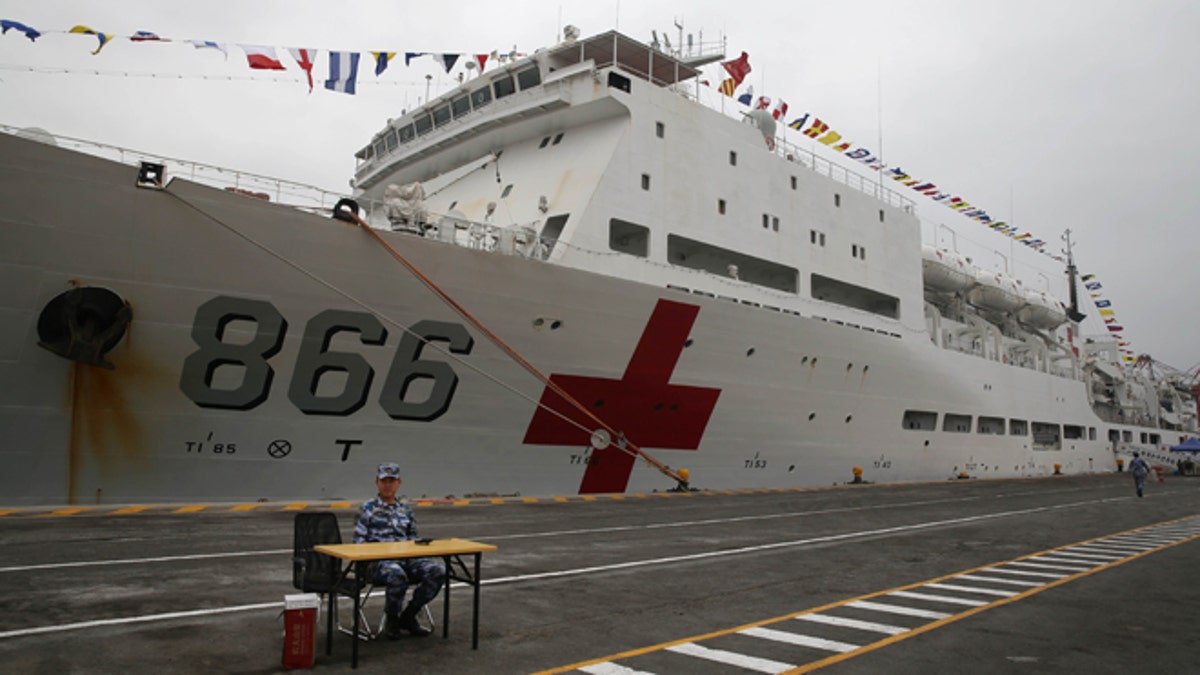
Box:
2 31 1192 505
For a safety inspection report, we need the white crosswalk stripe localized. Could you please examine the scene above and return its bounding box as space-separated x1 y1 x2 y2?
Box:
924 583 1018 597
665 642 795 673
740 626 859 653
847 600 951 619
955 574 1042 587
888 590 987 607
793 613 908 635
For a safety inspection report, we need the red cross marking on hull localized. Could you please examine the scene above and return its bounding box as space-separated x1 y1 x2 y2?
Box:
522 299 721 493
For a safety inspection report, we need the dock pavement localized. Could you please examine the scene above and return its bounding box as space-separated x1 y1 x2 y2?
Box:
1 472 1198 674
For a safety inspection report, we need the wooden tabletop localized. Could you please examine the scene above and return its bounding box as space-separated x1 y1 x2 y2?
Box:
314 537 497 562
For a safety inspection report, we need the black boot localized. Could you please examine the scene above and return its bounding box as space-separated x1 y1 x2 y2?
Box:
397 604 432 637
384 612 405 640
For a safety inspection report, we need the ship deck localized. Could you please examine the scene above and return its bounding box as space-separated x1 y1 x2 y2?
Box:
1 474 1198 673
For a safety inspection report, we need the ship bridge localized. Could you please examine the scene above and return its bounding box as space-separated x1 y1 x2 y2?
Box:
542 30 718 88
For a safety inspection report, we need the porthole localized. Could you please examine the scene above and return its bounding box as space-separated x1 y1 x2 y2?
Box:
550 320 562 330
746 347 756 357
684 338 694 348
845 415 853 423
808 412 816 421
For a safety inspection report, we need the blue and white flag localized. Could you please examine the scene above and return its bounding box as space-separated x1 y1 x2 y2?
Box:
736 85 754 106
326 51 360 94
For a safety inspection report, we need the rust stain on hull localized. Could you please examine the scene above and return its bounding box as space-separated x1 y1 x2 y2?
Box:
66 331 151 505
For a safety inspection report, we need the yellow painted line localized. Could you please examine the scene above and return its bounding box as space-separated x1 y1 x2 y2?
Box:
607 495 625 500
533 515 1200 675
41 508 86 517
490 498 505 505
109 505 152 515
229 504 261 512
581 496 596 501
0 509 21 516
553 497 569 503
282 503 309 511
452 499 471 506
173 505 208 513
630 493 648 499
329 501 354 509
521 497 539 503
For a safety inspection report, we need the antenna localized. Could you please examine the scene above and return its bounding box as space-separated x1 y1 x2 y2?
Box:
1062 228 1087 323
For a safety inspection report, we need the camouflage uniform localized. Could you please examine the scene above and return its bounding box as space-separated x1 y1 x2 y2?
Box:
354 496 446 616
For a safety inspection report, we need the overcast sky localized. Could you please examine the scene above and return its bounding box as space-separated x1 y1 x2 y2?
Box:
2 1 1197 373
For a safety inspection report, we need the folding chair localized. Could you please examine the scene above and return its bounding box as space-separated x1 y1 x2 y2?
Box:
292 512 376 643
292 512 434 643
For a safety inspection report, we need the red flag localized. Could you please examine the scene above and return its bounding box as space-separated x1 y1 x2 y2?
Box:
241 44 285 70
721 51 751 86
474 53 488 71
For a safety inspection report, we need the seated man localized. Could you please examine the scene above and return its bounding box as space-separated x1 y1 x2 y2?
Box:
354 463 445 639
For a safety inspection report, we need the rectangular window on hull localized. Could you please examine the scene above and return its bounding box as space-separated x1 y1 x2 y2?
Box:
1010 419 1029 436
902 410 937 430
1064 425 1084 440
667 234 798 293
1032 422 1062 450
943 413 972 433
810 274 900 319
978 416 1005 435
609 219 650 257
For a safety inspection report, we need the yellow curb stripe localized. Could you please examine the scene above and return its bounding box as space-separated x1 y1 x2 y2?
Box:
533 515 1200 675
282 503 309 511
490 498 505 505
452 500 471 506
109 506 152 515
173 505 208 513
42 508 86 516
329 501 353 509
230 504 261 512
521 497 538 503
553 497 568 503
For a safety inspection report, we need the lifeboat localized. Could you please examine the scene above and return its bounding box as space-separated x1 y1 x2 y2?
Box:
967 269 1024 312
921 245 975 293
1017 289 1068 329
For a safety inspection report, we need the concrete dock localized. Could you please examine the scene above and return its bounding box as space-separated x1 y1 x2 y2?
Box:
2 473 1198 674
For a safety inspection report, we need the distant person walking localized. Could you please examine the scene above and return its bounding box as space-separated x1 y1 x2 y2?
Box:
1129 452 1151 498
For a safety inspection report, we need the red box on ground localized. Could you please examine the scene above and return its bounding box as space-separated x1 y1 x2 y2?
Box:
282 593 321 669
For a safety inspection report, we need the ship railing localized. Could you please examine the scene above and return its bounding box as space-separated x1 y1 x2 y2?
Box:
772 136 915 212
0 124 345 213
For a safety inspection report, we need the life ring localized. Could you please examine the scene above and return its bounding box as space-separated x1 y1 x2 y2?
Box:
332 198 361 223
36 286 131 369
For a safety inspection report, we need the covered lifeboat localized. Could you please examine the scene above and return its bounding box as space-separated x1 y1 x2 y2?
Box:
921 245 975 293
967 268 1024 313
1017 289 1068 329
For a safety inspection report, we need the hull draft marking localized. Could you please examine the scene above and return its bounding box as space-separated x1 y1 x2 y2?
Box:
523 299 722 493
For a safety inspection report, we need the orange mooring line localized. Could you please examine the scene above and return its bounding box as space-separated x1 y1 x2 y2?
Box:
350 212 684 485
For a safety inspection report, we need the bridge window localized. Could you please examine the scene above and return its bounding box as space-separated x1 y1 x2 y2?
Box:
607 72 631 93
493 75 516 99
470 86 493 109
516 65 541 90
451 94 471 119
